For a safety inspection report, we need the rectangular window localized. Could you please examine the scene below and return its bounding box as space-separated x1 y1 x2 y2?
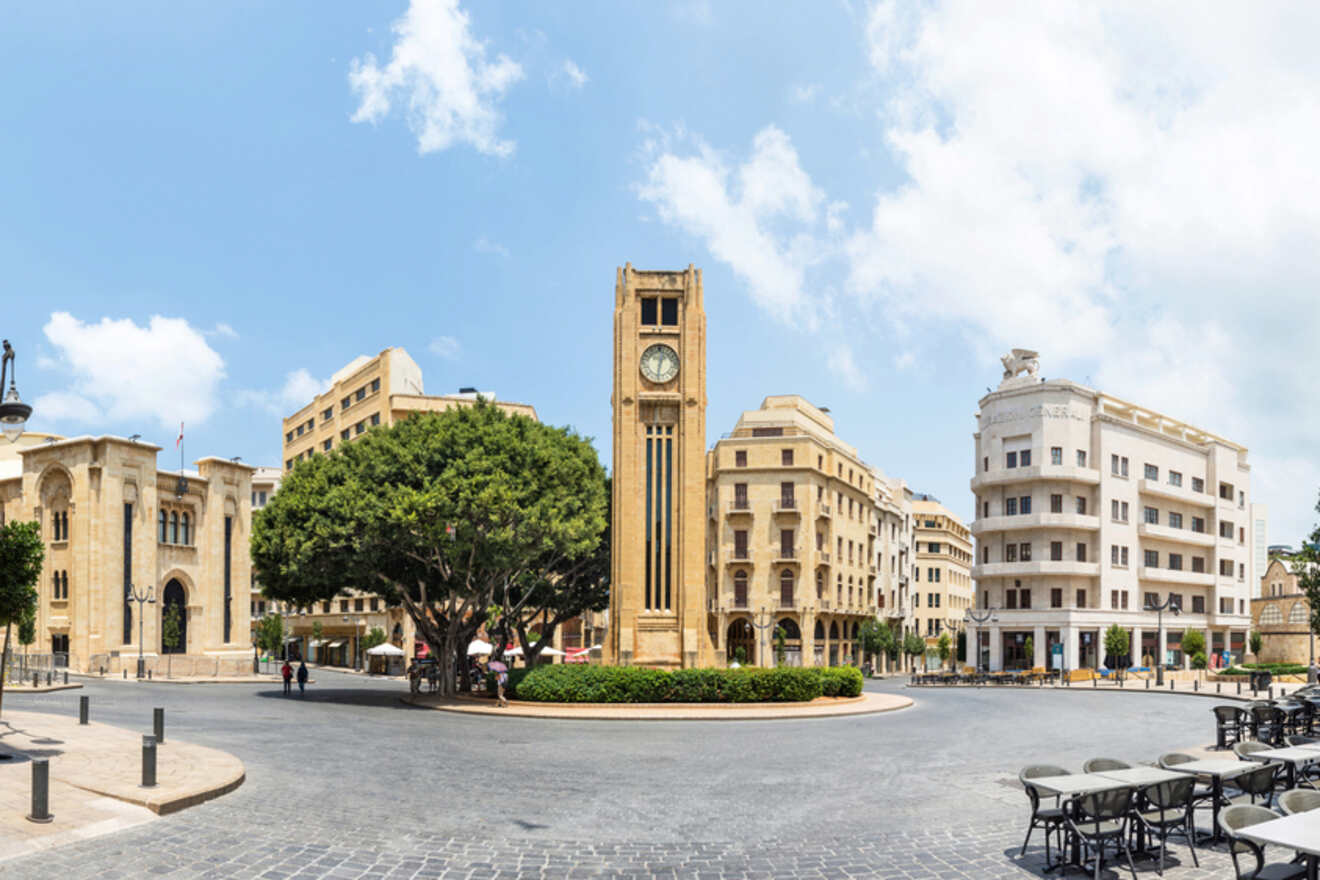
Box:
286 459 293 471
1239 562 1245 580
733 483 748 509
1006 544 1018 562
1192 477 1204 493
1019 449 1031 467
340 599 349 612
1168 512 1183 529
1111 589 1119 609
322 601 330 613
1144 592 1158 609
1144 506 1159 525
355 421 365 435
1191 516 1205 533
1020 589 1031 609
1121 591 1129 609
928 541 941 553
371 413 380 426
341 396 351 410
1006 590 1017 610
1051 588 1063 608
1169 471 1182 487
1121 502 1129 522
1219 482 1232 500
781 449 794 466
1077 450 1087 467
322 439 332 451
1111 499 1120 521
295 425 303 437
1111 544 1119 565
223 515 233 643
322 407 333 421
1076 542 1087 562
1121 546 1129 566
370 378 380 393
285 431 294 443
640 297 657 325
1050 541 1063 561
1075 589 1085 608
1075 497 1087 515
1192 595 1205 614
735 450 747 467
1144 463 1158 480
1005 497 1018 516
780 529 795 558
660 298 678 325
355 387 365 402
1111 454 1120 475
340 429 350 441
983 500 989 517
1006 451 1017 468
1051 494 1063 513
1219 521 1233 539
355 598 364 612
983 456 989 472
1020 496 1032 514
1051 446 1062 465
1121 457 1129 477
370 597 379 611
1168 553 1183 571
1145 549 1159 568
1169 593 1182 611
1020 542 1031 561
1192 556 1205 573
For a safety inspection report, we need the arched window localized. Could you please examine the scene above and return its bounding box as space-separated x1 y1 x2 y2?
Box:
815 570 824 598
170 511 179 544
1260 604 1283 625
159 510 168 543
181 512 191 545
61 571 69 600
733 570 748 608
1289 602 1309 624
779 569 794 606
814 620 825 640
53 571 60 596
829 621 840 640
778 618 801 640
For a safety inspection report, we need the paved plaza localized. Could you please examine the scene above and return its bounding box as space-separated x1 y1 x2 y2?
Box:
0 672 1249 878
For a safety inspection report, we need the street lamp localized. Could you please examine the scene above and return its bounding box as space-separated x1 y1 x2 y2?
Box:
343 614 364 670
0 340 33 442
965 606 998 674
1145 595 1181 687
129 583 155 678
749 606 777 668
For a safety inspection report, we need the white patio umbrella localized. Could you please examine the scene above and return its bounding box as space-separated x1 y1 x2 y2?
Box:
366 642 404 656
466 639 493 656
539 646 566 657
504 646 524 657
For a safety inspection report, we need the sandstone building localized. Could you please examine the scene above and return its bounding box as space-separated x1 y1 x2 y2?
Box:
910 495 973 659
1251 557 1313 666
1 431 254 675
970 350 1255 671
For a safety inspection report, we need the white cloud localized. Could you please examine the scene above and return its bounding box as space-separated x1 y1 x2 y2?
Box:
893 351 915 371
234 369 332 418
429 336 462 360
828 346 868 392
209 322 238 339
473 236 510 258
560 59 588 89
349 0 524 157
637 1 1320 542
38 313 226 429
789 83 819 104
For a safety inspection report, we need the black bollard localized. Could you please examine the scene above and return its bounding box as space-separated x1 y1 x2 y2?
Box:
1237 681 1242 695
123 669 127 680
63 670 68 685
1268 686 1274 700
147 670 152 681
153 707 164 745
1146 679 1150 690
32 672 38 689
1217 682 1221 694
1093 676 1097 688
26 759 52 823
141 736 157 788
1194 679 1199 692
79 695 89 725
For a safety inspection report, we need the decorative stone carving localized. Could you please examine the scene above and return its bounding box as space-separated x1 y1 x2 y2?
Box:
998 348 1042 389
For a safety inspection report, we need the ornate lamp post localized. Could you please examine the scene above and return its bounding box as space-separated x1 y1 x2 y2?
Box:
343 614 365 670
965 606 998 673
0 340 33 442
750 606 777 668
1144 595 1180 687
129 583 155 678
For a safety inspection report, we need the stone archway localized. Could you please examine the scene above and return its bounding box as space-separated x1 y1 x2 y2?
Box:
828 621 840 666
727 618 755 666
162 579 188 654
776 618 802 667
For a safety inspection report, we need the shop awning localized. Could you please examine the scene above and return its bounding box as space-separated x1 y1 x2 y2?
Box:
325 639 347 649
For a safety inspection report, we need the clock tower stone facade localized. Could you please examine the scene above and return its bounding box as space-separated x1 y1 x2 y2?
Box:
608 264 715 668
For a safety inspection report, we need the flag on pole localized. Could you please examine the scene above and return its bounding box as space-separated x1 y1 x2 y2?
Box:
176 422 184 448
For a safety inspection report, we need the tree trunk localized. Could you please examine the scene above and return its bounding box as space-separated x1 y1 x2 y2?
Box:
0 621 11 718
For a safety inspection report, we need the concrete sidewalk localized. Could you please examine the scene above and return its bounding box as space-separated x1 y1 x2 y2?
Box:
405 690 913 720
0 709 245 862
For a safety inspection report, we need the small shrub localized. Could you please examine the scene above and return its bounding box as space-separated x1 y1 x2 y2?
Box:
1190 651 1207 670
513 664 865 703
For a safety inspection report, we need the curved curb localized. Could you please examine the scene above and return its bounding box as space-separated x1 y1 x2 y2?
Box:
906 683 1287 703
401 690 913 721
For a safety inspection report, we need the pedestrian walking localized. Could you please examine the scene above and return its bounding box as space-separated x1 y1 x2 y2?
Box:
281 660 293 695
297 660 308 696
489 659 509 708
407 659 420 694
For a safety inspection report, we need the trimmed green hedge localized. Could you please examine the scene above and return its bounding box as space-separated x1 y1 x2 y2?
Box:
1219 663 1310 676
511 664 864 703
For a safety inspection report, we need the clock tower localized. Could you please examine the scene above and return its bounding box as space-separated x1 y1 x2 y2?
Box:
608 264 714 667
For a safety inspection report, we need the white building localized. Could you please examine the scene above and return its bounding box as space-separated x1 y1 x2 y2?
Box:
1252 503 1268 597
969 350 1254 672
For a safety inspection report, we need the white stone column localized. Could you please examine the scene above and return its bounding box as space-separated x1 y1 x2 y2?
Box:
1158 626 1168 667
1033 625 1047 668
1065 626 1080 670
1132 626 1144 668
1097 627 1108 670
989 625 1003 671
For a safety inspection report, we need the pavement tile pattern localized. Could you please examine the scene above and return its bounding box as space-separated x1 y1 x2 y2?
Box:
0 673 1254 878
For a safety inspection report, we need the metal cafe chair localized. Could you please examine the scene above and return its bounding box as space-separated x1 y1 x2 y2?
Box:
1133 777 1199 876
1217 805 1307 880
1063 787 1139 880
1018 765 1069 865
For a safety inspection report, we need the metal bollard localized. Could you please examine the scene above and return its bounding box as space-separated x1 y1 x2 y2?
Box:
1146 679 1150 690
63 670 68 685
1194 679 1199 692
141 736 157 788
79 695 89 725
1093 676 1097 688
46 672 51 686
123 669 127 680
26 759 52 823
153 708 165 745
1170 680 1174 691
1217 682 1221 694
1268 686 1274 700
147 670 152 681
1237 681 1242 695
32 672 38 689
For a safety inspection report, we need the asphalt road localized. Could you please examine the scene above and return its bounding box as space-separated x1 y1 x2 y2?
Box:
0 671 1241 878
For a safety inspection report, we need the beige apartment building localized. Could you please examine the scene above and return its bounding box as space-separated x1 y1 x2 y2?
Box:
1 430 254 675
970 351 1255 672
911 496 973 657
1251 557 1313 665
875 472 915 670
275 347 537 666
705 395 885 667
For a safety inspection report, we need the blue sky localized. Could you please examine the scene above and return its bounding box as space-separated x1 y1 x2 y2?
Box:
4 1 1320 545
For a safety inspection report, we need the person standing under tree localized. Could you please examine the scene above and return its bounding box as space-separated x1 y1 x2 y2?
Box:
281 660 293 695
296 660 308 696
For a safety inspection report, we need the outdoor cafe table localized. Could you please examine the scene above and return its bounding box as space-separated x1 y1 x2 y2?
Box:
1252 746 1320 789
1237 811 1320 880
1166 759 1255 844
1027 770 1186 869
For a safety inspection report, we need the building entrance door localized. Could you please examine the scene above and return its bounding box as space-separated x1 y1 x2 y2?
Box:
162 580 188 654
726 619 755 665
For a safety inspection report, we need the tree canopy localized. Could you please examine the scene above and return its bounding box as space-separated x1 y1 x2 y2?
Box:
1294 493 1320 662
251 402 607 696
0 520 45 717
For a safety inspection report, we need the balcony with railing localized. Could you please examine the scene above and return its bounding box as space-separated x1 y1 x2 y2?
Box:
817 504 831 519
773 545 801 565
970 464 1100 491
814 549 831 567
1138 566 1214 587
772 497 800 516
970 512 1100 535
970 560 1100 579
727 500 753 516
1137 521 1215 547
1137 478 1215 508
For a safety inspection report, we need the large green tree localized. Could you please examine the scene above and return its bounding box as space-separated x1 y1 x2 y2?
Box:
0 521 44 717
858 618 895 668
252 403 607 697
1294 493 1320 677
902 631 926 671
161 602 182 677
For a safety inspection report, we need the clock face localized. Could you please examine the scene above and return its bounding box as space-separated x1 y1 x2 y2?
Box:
640 344 680 383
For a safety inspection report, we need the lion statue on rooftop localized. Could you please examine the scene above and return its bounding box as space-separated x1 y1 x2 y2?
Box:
1000 349 1041 381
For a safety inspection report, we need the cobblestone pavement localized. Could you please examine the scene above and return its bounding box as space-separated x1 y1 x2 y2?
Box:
0 674 1248 878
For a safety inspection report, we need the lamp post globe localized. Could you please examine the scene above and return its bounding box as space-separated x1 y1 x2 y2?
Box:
0 340 32 442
